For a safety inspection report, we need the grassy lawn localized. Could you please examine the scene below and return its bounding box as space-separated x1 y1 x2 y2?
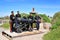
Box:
2 22 10 29
43 27 60 40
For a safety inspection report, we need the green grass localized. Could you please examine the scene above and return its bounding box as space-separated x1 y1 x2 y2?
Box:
43 27 60 40
2 22 10 29
43 12 60 40
40 14 51 23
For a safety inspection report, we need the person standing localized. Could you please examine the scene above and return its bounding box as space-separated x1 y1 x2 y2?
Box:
15 11 21 28
10 11 15 32
16 11 21 18
15 11 21 24
35 14 41 30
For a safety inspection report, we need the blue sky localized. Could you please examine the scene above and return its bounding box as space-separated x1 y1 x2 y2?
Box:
0 0 60 17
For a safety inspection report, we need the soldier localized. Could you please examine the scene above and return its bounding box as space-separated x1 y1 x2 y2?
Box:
35 14 41 30
10 11 15 32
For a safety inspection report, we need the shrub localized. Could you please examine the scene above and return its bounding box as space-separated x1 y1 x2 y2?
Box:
43 11 60 40
40 14 51 23
43 27 60 40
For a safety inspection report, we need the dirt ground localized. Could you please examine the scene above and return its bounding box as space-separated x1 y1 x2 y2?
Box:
0 28 49 40
0 23 50 40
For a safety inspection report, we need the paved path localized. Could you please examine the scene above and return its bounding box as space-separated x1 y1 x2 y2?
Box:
13 29 48 40
0 23 50 40
0 27 9 40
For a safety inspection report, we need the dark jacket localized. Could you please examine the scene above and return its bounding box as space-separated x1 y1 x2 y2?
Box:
28 15 34 20
10 15 15 21
16 14 21 18
28 15 34 23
